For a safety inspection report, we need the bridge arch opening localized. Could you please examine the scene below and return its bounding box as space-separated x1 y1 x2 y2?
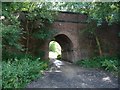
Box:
49 41 62 59
49 34 74 62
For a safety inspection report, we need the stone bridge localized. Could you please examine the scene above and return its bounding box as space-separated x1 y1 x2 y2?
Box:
20 11 120 62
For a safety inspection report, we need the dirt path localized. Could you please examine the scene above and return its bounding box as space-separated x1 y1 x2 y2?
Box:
27 61 118 88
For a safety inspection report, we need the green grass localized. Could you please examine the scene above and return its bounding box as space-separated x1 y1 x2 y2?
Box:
2 57 48 88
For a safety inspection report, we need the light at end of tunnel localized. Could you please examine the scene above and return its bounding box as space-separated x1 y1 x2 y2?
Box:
49 41 61 59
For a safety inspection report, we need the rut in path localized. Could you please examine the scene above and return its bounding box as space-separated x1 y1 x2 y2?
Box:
27 60 118 88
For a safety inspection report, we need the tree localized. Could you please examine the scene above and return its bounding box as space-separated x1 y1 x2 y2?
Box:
55 2 120 25
2 2 119 59
1 2 57 60
55 2 120 55
49 41 56 52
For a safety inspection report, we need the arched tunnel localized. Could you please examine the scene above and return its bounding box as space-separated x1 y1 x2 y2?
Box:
50 34 74 62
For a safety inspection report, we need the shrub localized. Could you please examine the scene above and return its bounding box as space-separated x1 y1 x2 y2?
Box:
2 57 48 88
76 56 119 72
49 41 56 52
57 54 62 60
101 58 118 71
76 58 101 68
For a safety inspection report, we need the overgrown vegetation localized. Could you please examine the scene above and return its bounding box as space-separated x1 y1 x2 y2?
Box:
2 2 57 58
1 22 22 60
2 57 48 88
56 2 120 56
1 2 56 88
49 41 56 53
76 56 120 74
56 2 120 24
1 2 120 88
57 54 62 60
49 41 61 59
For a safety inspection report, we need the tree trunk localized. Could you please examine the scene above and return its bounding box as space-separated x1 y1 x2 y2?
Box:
25 20 29 55
95 35 103 56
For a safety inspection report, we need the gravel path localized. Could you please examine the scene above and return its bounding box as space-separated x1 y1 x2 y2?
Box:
27 61 118 88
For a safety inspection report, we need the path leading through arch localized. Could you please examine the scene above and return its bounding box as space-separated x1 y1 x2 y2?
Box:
51 34 74 62
27 60 118 88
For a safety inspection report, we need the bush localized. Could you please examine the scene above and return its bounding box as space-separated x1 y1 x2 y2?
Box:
76 56 119 72
57 54 62 60
76 58 101 68
2 57 48 88
101 58 118 71
49 41 56 52
1 22 23 61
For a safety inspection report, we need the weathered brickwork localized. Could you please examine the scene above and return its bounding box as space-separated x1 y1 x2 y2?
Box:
20 11 120 62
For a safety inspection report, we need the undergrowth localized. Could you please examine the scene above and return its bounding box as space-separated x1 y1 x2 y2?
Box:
2 57 48 88
76 56 120 74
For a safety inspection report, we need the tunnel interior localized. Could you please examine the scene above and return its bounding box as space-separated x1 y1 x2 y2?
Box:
52 34 74 62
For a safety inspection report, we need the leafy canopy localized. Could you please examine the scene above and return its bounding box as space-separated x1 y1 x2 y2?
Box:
1 2 57 59
55 2 120 25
